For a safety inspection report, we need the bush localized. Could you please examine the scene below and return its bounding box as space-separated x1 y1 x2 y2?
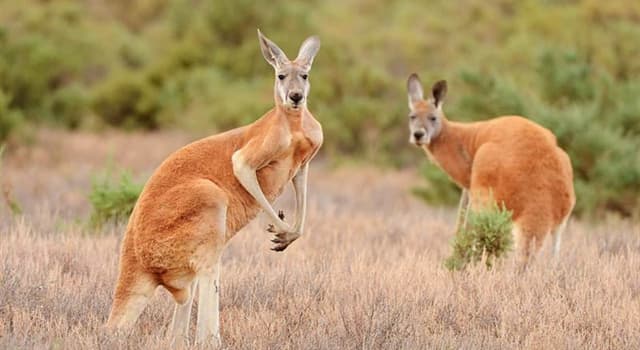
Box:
0 144 23 216
537 51 596 105
444 201 513 271
89 169 143 228
0 2 105 121
92 73 160 129
47 84 90 129
412 164 461 206
0 90 23 143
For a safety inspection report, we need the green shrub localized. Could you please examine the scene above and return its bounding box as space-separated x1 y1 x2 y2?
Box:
92 73 160 129
0 144 22 216
0 90 23 143
455 72 528 119
155 67 271 131
537 50 596 105
89 169 143 228
444 201 513 271
47 84 90 129
412 164 461 206
0 2 103 120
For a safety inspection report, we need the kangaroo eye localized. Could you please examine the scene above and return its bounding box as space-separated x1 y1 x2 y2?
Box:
277 74 286 80
409 115 417 120
301 74 308 80
429 116 437 121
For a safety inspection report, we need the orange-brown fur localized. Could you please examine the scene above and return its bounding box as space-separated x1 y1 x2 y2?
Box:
107 106 322 323
408 78 575 265
106 31 323 345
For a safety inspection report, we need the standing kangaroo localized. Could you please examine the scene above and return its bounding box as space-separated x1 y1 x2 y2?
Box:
106 30 322 346
406 74 575 266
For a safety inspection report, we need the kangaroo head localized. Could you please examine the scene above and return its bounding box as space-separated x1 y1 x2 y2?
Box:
406 74 447 146
258 29 320 111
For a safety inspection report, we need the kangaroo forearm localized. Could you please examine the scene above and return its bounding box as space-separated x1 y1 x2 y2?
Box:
232 153 291 231
292 163 309 233
241 171 290 231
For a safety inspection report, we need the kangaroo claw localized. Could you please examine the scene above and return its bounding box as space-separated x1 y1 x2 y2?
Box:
271 244 288 252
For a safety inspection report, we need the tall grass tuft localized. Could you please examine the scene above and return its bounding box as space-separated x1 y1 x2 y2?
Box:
0 144 22 216
445 201 513 271
89 168 143 228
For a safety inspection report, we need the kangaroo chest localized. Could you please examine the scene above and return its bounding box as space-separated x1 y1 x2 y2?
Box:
257 121 322 201
424 141 473 189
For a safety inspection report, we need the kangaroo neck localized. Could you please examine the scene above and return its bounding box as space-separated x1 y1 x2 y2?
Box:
275 103 308 129
424 119 481 189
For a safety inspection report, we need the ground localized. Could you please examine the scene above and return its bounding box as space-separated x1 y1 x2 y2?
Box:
1 130 639 349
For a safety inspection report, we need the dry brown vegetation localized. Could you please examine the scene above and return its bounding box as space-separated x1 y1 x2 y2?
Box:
1 131 639 349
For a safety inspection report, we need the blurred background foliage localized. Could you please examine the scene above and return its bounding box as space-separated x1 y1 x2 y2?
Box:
0 0 639 218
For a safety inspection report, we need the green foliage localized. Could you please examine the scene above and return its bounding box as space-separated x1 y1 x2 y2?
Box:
455 72 528 119
92 73 160 129
445 202 513 271
89 168 143 228
537 51 595 105
0 90 23 143
0 144 23 216
0 2 111 127
412 164 461 206
48 84 90 129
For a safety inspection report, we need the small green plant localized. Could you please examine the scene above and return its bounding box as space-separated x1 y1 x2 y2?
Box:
89 168 143 228
0 90 23 143
444 201 513 271
0 144 23 216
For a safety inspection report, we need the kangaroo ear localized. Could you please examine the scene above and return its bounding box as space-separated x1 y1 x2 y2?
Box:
432 80 447 108
257 29 289 69
295 35 320 71
407 73 424 109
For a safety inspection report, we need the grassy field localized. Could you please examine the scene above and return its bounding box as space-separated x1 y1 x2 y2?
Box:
1 131 639 349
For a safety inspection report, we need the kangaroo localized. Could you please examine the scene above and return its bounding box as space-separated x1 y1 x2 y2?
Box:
106 30 322 346
406 74 575 266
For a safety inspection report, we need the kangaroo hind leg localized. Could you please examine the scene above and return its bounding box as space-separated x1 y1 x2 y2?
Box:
106 266 157 330
169 279 198 346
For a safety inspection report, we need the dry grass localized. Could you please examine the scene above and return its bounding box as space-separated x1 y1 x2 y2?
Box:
1 130 639 349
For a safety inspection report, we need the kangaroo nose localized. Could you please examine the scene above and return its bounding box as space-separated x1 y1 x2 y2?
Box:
414 131 425 140
289 92 303 104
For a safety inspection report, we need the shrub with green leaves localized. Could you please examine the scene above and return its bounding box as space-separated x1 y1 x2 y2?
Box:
412 164 461 206
89 169 143 228
0 144 23 216
0 90 23 143
92 73 161 129
444 202 513 271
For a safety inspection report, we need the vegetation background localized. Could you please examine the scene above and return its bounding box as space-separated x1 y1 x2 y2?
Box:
1 1 640 348
1 0 640 217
